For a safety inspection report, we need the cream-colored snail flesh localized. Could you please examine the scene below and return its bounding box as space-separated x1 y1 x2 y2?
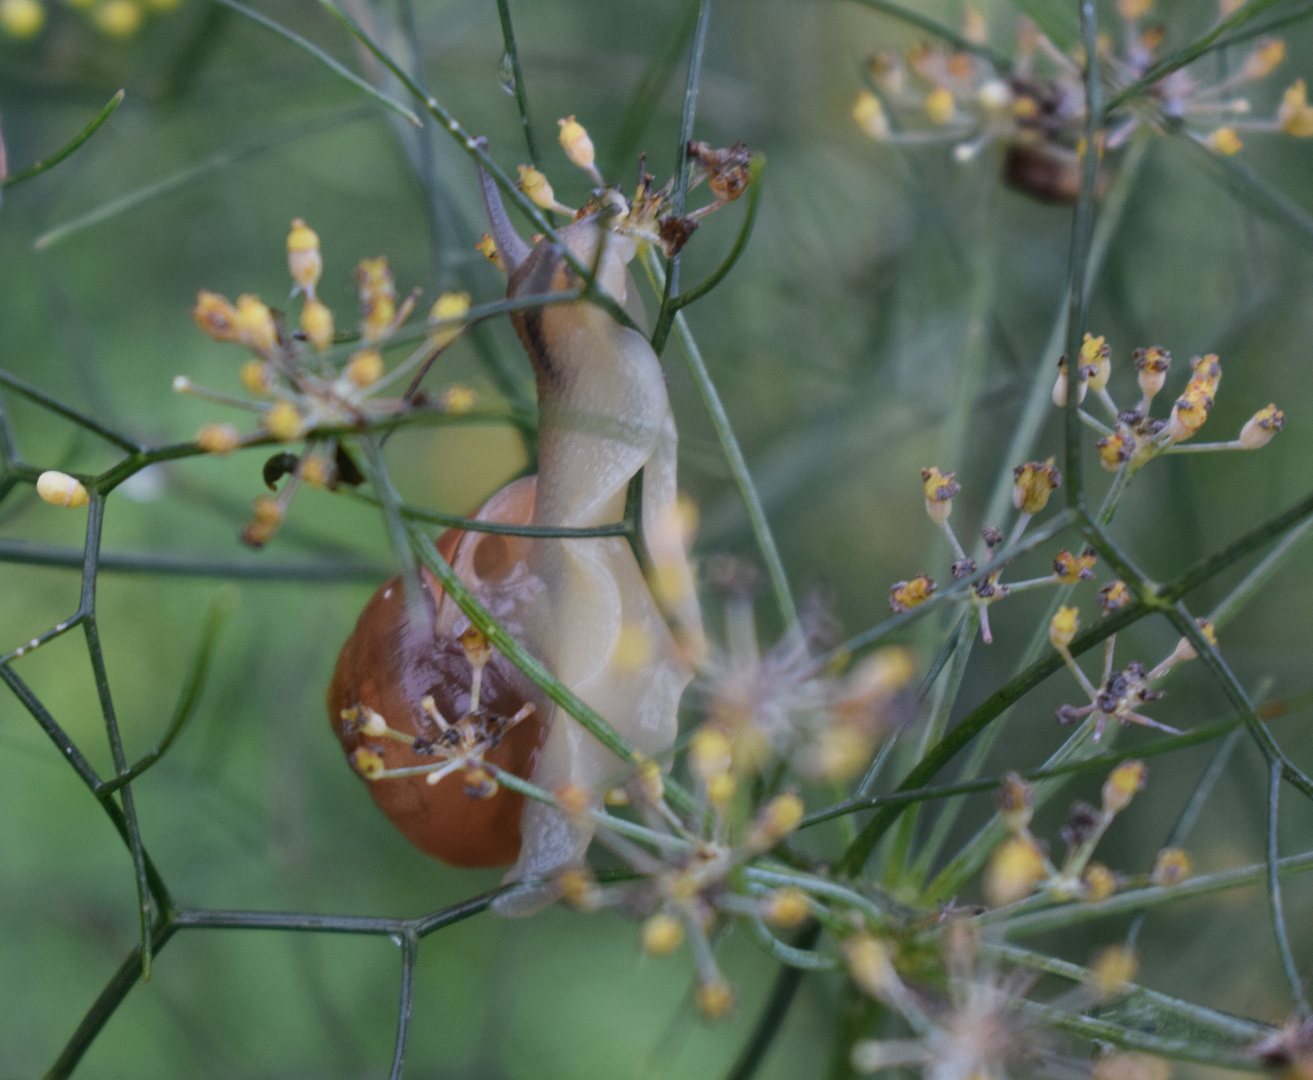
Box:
329 153 702 915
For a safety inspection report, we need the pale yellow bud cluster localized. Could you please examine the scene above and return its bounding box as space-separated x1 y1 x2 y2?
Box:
1052 547 1097 584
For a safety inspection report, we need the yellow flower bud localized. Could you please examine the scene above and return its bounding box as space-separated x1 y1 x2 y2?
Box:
264 401 303 442
1052 547 1097 584
36 470 89 508
441 384 477 414
240 360 273 396
193 290 241 343
1134 346 1171 401
690 727 733 783
300 298 334 352
1083 862 1118 901
996 771 1035 831
924 86 955 125
349 745 385 779
94 0 141 37
1081 333 1112 391
517 164 560 210
1097 428 1134 472
1280 79 1313 137
1206 127 1243 155
196 422 241 455
1151 847 1192 887
746 792 804 850
1171 619 1217 662
345 349 384 389
234 294 277 355
286 218 322 298
1090 944 1138 998
557 115 596 171
475 233 504 271
759 888 811 929
853 90 889 140
695 978 734 1019
844 934 899 1000
1245 38 1286 81
1098 580 1131 614
428 291 471 351
634 756 665 804
356 257 397 343
300 456 331 487
1052 357 1089 406
1166 389 1212 443
641 912 685 956
1102 760 1147 815
1049 606 1080 649
1117 0 1152 17
557 868 601 910
920 466 960 525
889 574 936 613
984 835 1047 906
1013 459 1061 514
1239 404 1284 449
0 0 44 37
706 772 736 805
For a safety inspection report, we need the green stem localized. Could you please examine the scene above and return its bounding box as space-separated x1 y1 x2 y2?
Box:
4 90 125 190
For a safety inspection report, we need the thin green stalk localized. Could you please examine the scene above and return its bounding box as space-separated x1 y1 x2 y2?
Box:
0 368 141 452
389 934 419 1080
1267 759 1311 1017
647 251 798 633
493 0 542 168
3 90 125 190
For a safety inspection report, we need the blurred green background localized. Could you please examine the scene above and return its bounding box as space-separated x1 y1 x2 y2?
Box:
3 0 1313 1075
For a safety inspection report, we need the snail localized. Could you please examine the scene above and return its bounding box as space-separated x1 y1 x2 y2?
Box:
329 150 702 913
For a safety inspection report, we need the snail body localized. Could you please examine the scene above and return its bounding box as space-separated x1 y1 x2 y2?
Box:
329 158 701 909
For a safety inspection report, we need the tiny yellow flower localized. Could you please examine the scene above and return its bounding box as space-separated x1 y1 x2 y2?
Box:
557 867 601 910
1083 862 1118 901
1134 345 1171 400
690 727 733 783
889 574 936 613
1049 605 1081 649
517 164 563 210
983 835 1047 907
1245 38 1286 81
706 772 736 805
349 745 385 780
300 298 334 352
36 471 89 508
1206 127 1243 156
1102 760 1147 815
1090 944 1138 998
924 86 955 126
300 456 331 487
193 290 240 343
264 400 303 442
286 218 322 298
1116 0 1152 18
196 422 241 455
1052 547 1097 584
1098 579 1132 614
1238 404 1285 449
1151 847 1192 887
345 349 384 389
844 934 899 999
1167 388 1212 442
428 291 472 351
0 0 45 39
853 89 890 140
1052 356 1089 406
996 771 1035 831
239 359 273 396
234 294 277 355
1013 459 1061 514
745 792 804 851
94 0 141 36
641 912 685 956
920 466 960 525
475 233 504 271
441 384 477 414
1171 619 1217 662
356 257 397 343
759 888 811 929
1097 428 1135 472
1081 333 1112 391
557 115 596 171
1280 79 1313 137
695 979 734 1019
